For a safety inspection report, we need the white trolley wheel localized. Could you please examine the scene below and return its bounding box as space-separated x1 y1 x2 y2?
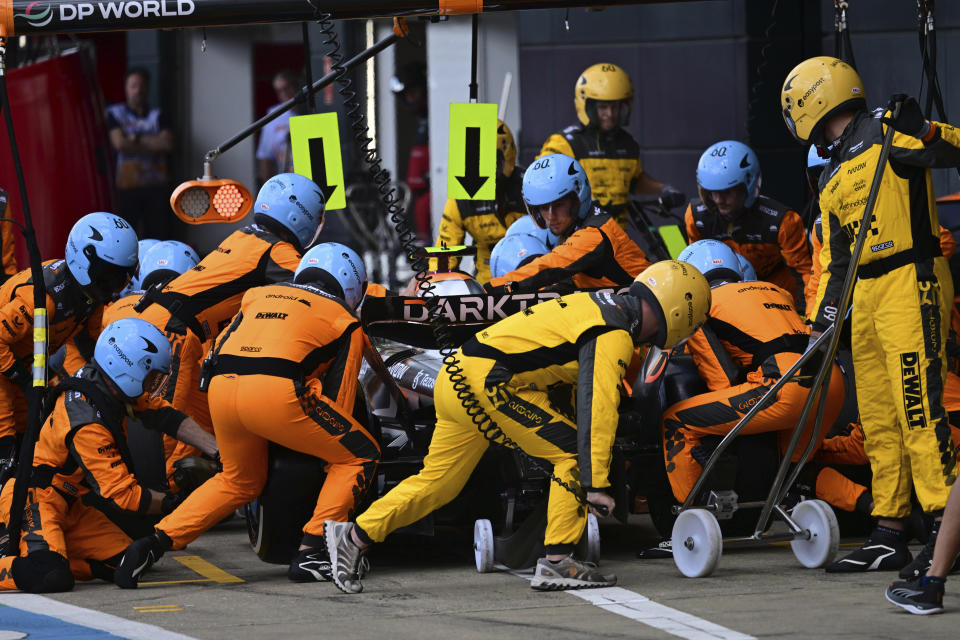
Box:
584 513 601 564
672 509 723 578
789 499 839 568
474 519 495 573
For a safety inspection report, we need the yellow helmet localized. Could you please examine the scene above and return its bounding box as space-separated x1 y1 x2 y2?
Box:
629 260 711 349
497 120 517 178
575 63 633 127
781 56 866 145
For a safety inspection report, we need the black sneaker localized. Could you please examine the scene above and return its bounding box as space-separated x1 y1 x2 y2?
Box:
114 533 169 589
825 535 912 573
885 578 945 615
898 535 960 579
636 538 673 559
288 546 331 582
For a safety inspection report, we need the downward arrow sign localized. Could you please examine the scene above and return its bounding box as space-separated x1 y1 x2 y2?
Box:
455 127 489 198
308 137 339 204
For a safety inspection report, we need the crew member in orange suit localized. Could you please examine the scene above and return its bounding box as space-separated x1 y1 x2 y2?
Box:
0 318 215 593
662 240 844 503
486 154 650 295
114 243 380 588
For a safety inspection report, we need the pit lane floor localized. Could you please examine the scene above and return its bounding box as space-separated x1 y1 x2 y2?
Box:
8 514 957 639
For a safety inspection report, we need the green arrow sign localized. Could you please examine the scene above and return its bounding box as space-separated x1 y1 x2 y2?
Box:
447 102 497 200
290 112 346 210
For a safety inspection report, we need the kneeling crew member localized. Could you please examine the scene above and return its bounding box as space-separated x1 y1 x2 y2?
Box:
662 240 845 503
486 154 651 294
114 243 380 588
325 260 710 594
0 318 215 593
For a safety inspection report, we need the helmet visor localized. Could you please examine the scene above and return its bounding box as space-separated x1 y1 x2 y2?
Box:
782 108 801 141
85 254 136 302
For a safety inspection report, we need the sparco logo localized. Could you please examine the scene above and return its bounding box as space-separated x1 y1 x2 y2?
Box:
17 0 196 26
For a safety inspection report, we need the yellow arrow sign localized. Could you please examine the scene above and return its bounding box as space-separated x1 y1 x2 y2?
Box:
447 103 497 200
290 112 346 210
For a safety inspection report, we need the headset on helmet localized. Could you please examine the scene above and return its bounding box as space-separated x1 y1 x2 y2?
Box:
522 154 592 228
781 56 866 146
139 241 200 292
294 242 367 309
575 63 633 128
94 318 172 399
254 173 326 251
497 120 518 179
736 253 757 282
65 212 139 302
697 140 762 209
629 260 711 349
489 233 550 280
678 240 743 287
505 215 559 250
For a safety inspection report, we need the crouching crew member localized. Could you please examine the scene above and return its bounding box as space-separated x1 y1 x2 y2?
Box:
114 244 380 588
0 319 216 593
662 240 845 503
486 154 650 295
133 173 325 430
324 260 710 594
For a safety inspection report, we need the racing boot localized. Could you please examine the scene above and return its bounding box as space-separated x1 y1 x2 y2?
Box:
325 520 366 594
114 531 172 589
825 525 912 573
530 555 616 591
288 545 332 582
898 518 960 580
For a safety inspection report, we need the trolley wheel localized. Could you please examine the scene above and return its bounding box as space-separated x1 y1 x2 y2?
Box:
789 499 839 569
584 513 601 564
474 519 495 573
672 509 722 578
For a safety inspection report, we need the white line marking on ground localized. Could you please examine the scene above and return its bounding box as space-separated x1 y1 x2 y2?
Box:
508 570 754 640
0 594 197 640
568 587 755 640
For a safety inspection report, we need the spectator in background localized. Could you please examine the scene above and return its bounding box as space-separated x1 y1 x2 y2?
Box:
107 68 174 240
392 62 431 243
257 71 303 186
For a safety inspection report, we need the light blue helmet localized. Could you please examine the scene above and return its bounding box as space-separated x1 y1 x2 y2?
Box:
138 241 200 291
490 233 550 280
122 239 161 295
254 173 326 251
94 318 171 399
678 239 743 286
505 214 559 250
522 154 592 227
806 144 829 194
736 253 757 282
294 242 367 309
65 212 139 302
806 144 828 169
696 140 761 208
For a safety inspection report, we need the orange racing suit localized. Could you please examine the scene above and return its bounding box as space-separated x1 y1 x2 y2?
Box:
487 209 651 293
662 281 845 502
685 196 811 310
156 283 380 549
0 365 187 591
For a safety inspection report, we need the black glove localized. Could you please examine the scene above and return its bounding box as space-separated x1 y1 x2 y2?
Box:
881 94 930 139
483 282 510 296
160 491 186 515
2 360 31 394
797 334 825 388
658 184 687 211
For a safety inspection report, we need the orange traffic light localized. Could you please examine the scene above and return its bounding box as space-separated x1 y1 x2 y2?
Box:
170 178 253 224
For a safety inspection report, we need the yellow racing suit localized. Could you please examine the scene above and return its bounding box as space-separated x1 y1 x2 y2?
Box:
812 109 960 517
540 125 644 227
354 291 641 554
435 169 526 283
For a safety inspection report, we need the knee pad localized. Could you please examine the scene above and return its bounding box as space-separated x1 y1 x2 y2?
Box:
12 550 75 593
